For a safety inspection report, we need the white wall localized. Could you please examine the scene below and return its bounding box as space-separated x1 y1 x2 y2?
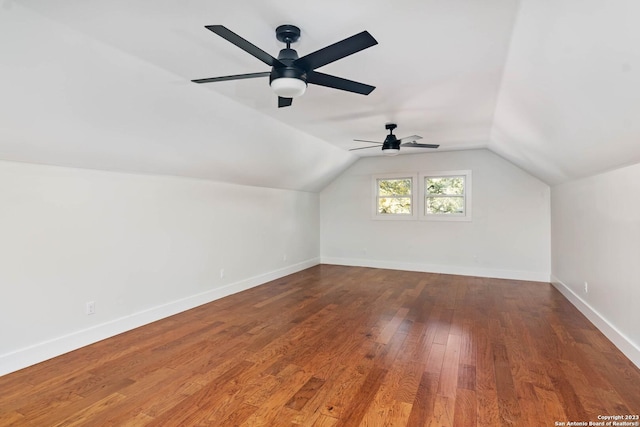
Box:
320 149 550 281
0 160 320 375
551 162 640 367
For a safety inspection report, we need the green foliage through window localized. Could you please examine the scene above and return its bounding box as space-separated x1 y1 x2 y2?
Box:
426 177 464 196
425 176 465 215
377 178 412 214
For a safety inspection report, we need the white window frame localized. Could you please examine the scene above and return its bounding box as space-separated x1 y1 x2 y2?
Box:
371 173 418 220
419 170 472 222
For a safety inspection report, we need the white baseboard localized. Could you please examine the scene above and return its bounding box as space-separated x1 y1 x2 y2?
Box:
551 275 640 369
0 258 320 377
321 257 550 282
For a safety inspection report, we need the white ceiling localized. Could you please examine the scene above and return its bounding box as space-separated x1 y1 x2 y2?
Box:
1 0 639 191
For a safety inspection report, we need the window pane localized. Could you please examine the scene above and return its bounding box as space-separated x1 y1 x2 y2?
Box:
425 177 464 195
426 196 464 214
378 178 412 196
378 197 412 214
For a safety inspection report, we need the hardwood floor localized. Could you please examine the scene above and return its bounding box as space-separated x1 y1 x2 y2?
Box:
1 265 639 426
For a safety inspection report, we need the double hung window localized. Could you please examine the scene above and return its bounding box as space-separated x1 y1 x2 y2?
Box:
372 174 417 220
372 170 471 221
422 170 471 221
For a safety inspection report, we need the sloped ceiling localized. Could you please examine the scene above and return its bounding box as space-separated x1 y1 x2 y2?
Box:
1 0 639 191
491 0 640 184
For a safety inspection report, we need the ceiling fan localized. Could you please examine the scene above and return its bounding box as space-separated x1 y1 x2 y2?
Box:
192 25 378 108
351 123 440 156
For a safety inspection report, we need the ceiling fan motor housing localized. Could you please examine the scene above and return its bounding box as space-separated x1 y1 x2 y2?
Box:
382 135 401 150
382 124 400 150
270 48 307 84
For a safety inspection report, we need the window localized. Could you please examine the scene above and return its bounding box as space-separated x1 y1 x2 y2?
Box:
372 173 417 220
371 170 471 221
420 170 472 221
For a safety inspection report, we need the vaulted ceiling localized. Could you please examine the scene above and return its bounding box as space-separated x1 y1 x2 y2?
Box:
1 0 639 191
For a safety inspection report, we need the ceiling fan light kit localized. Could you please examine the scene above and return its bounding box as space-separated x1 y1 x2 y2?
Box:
270 77 307 98
192 24 377 108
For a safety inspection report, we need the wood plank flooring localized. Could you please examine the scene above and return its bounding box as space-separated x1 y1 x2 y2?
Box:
1 265 639 426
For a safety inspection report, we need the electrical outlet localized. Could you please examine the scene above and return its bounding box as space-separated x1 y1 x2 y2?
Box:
584 282 588 293
86 301 95 315
283 253 287 261
220 269 225 279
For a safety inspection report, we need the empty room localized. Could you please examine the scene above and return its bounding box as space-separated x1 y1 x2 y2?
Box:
1 0 639 426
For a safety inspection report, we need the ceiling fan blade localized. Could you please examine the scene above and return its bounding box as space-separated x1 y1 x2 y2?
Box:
278 97 293 108
205 25 284 67
294 31 378 71
192 71 270 84
398 135 423 143
401 142 440 149
349 145 383 151
353 139 382 144
307 71 375 95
